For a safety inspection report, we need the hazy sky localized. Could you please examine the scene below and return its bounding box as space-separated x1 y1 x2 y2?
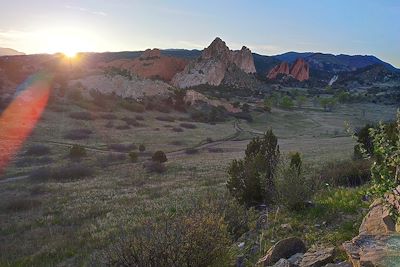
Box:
0 0 399 67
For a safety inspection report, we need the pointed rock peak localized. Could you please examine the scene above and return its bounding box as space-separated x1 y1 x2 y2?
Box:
202 37 230 60
210 37 225 46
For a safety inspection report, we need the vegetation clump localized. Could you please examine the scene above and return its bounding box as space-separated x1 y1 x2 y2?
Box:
152 151 167 163
227 129 280 206
69 144 87 160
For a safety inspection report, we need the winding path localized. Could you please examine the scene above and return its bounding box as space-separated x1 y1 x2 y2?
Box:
1 119 261 184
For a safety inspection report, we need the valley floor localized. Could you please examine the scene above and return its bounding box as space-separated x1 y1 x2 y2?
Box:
0 100 397 266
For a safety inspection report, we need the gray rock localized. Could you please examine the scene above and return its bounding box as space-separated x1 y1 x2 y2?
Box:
271 258 295 267
323 262 352 267
257 237 307 266
299 246 335 267
288 253 304 266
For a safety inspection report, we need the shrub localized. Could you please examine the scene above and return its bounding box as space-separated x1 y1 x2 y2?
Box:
116 124 131 130
369 113 399 198
25 144 50 156
156 115 175 122
109 143 137 152
208 147 223 153
100 113 117 120
121 117 142 127
29 164 93 181
120 100 145 113
280 96 294 109
3 198 41 212
97 153 126 168
152 151 167 163
227 130 280 206
275 161 313 210
69 111 95 120
69 144 87 160
289 152 302 172
180 122 197 129
29 167 53 180
206 137 214 143
185 148 199 154
16 156 53 167
139 144 146 152
53 164 93 181
129 152 138 162
318 159 371 187
144 161 166 173
66 88 83 102
241 103 250 112
64 129 93 140
104 121 114 128
104 211 230 267
170 140 185 146
135 115 145 121
232 112 253 122
172 127 184 132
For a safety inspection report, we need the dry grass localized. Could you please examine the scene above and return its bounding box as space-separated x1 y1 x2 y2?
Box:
0 100 396 266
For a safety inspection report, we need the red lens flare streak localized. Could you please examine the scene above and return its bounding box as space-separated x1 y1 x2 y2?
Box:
0 73 52 175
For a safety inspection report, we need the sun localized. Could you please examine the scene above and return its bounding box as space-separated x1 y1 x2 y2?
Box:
63 50 77 58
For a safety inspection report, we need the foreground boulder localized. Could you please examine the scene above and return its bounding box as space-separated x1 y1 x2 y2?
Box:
257 237 306 266
172 37 256 88
342 190 400 267
299 246 335 267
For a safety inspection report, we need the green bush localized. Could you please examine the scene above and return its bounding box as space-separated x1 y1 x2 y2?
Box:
227 130 280 206
69 144 87 160
275 160 313 210
152 151 167 163
280 96 294 109
129 152 138 162
289 152 302 172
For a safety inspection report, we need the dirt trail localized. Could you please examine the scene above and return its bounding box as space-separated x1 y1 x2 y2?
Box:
1 120 257 184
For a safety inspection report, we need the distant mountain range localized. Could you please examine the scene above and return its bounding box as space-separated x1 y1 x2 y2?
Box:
0 47 25 56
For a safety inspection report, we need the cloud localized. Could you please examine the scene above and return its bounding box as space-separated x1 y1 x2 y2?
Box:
65 5 107 16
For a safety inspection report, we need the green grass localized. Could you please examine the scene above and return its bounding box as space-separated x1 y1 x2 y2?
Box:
0 97 396 266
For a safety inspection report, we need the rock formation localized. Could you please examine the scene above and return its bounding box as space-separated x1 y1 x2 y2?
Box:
342 187 400 267
290 58 309 81
102 49 188 82
267 62 290 79
266 58 309 81
171 37 256 88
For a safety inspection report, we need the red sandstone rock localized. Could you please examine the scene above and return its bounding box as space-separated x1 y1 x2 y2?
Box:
290 58 309 81
103 49 188 82
267 62 290 79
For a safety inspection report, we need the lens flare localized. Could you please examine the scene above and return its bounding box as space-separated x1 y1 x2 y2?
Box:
0 72 52 175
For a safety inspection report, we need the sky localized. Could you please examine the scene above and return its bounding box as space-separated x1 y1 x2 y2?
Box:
0 0 399 67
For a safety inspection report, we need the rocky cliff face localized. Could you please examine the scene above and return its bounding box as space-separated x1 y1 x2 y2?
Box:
102 49 188 82
267 62 290 79
290 58 309 81
172 37 256 88
266 58 309 81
